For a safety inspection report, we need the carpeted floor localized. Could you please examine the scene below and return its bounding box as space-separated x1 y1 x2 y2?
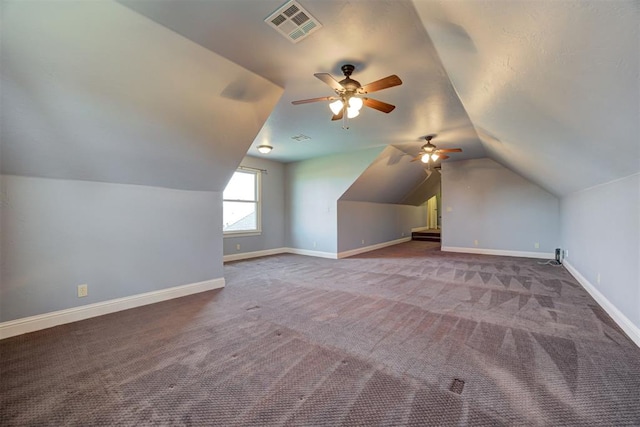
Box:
1 241 639 426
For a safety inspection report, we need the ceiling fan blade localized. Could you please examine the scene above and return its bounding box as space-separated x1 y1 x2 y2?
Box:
291 96 335 105
363 97 396 113
437 148 463 153
331 109 344 121
438 154 450 160
314 73 344 92
360 75 402 94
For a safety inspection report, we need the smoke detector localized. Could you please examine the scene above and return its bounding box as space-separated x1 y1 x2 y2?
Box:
265 1 322 43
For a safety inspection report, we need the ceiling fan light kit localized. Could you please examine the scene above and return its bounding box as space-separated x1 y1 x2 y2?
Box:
329 99 343 115
292 63 402 129
328 95 363 119
346 106 360 119
348 97 363 110
421 152 440 163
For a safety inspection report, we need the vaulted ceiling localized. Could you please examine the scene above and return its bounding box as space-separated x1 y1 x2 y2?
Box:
414 0 639 195
2 0 638 198
121 0 639 197
119 0 486 165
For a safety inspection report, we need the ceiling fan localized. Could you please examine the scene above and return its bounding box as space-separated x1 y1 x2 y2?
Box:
411 135 462 166
291 64 402 127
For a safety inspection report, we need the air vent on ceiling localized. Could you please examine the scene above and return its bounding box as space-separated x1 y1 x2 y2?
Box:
265 1 322 44
291 134 311 141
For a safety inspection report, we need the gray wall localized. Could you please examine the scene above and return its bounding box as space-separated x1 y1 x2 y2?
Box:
285 148 383 253
223 156 285 255
0 1 278 324
441 158 560 253
337 201 426 253
0 175 223 322
561 173 640 329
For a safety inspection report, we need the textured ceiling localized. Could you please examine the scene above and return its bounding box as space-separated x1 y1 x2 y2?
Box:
414 0 639 195
1 1 283 191
119 0 485 165
120 0 639 196
2 0 637 197
340 146 431 205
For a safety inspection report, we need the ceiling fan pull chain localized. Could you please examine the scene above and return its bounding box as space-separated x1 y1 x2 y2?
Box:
342 105 349 130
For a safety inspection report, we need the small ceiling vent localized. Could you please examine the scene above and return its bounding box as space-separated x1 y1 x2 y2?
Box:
291 134 311 141
265 1 322 43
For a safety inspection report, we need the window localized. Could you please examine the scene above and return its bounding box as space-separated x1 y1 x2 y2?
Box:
223 169 261 235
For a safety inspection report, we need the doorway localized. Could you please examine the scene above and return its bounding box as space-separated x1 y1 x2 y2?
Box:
426 195 438 230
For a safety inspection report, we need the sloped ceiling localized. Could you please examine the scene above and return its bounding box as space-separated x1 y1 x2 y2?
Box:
119 0 486 165
120 0 638 198
3 1 637 198
1 1 283 191
402 170 441 207
414 0 639 196
340 146 430 204
339 143 443 206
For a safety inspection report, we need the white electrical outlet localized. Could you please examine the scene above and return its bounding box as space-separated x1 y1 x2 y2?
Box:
474 239 479 247
597 273 601 284
313 241 316 248
402 232 405 237
564 249 569 258
534 242 540 249
361 239 365 245
236 244 240 251
77 284 88 298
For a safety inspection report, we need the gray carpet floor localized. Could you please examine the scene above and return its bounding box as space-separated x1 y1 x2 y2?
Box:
2 241 639 426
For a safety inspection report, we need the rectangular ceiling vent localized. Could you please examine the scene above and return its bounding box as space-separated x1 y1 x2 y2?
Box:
265 1 322 44
291 134 311 141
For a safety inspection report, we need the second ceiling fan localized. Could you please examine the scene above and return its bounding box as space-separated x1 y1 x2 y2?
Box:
412 135 462 166
292 64 402 126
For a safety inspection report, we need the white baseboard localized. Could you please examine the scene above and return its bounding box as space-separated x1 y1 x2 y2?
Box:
338 237 411 259
285 247 337 259
564 261 640 348
0 278 225 340
223 247 337 261
441 246 554 260
411 226 430 232
224 248 288 262
223 238 414 262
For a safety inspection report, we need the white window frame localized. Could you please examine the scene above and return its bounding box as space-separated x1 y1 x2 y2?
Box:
223 168 262 237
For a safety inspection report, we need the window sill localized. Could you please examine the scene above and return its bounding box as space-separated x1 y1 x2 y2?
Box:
223 231 262 238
